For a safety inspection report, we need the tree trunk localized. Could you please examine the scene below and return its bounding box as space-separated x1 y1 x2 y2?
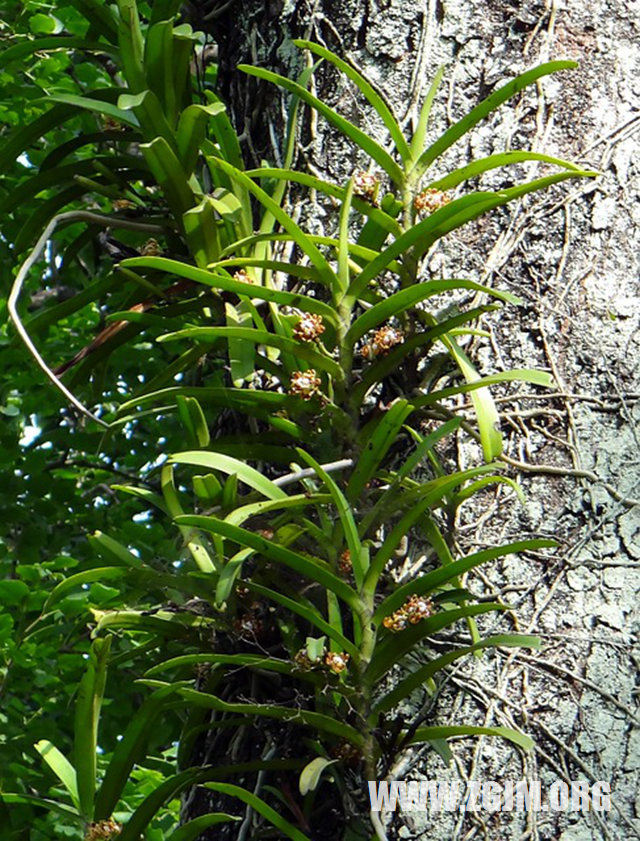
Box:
185 2 639 838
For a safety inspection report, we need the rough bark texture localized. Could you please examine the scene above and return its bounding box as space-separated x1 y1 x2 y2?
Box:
194 1 639 839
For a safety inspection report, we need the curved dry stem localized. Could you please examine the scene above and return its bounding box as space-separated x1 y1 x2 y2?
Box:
8 210 168 428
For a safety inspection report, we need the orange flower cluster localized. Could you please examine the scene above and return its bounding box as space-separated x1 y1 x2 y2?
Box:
289 369 321 399
353 170 379 203
294 647 351 674
338 549 352 575
324 651 350 673
85 820 122 841
233 268 253 283
361 326 404 359
112 199 137 212
293 313 325 342
140 238 161 256
331 739 362 766
413 188 451 215
383 594 433 632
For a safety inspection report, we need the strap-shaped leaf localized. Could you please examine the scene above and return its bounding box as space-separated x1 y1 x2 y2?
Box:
160 326 342 378
411 368 555 408
34 741 79 811
121 255 338 324
374 634 540 713
168 452 287 500
239 63 404 186
210 157 340 290
163 684 365 746
409 65 445 162
115 766 240 841
74 636 111 819
0 793 83 822
67 0 119 42
347 400 413 502
45 567 127 610
1 39 116 71
140 136 196 219
337 176 356 300
295 449 368 588
93 682 184 820
177 103 225 175
408 724 533 752
294 39 411 162
427 149 585 191
414 60 578 177
175 514 360 609
352 304 499 407
347 278 519 345
116 0 146 93
368 604 507 681
168 814 241 841
162 464 217 571
348 170 595 299
245 167 402 236
373 538 557 625
360 419 463 543
204 783 312 841
88 530 144 568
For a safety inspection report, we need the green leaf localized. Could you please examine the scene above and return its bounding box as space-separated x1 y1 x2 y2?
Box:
427 150 585 191
347 399 413 501
88 531 143 568
45 568 127 610
116 767 233 841
248 582 359 658
245 167 401 237
164 684 364 745
347 278 518 345
299 756 338 796
176 103 226 175
409 65 445 162
34 741 79 810
369 604 507 681
294 40 411 162
176 395 211 448
168 451 287 500
94 684 182 819
183 198 221 267
374 634 541 713
175 515 360 610
295 449 368 589
239 63 404 186
42 93 140 127
411 368 555 408
116 0 146 93
373 538 557 626
160 325 342 378
140 136 196 219
161 465 216 572
337 176 355 300
29 12 63 34
414 61 578 178
120 256 339 324
0 580 30 606
74 637 111 818
204 783 312 841
168 814 241 841
408 724 533 752
209 157 340 290
0 37 116 69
